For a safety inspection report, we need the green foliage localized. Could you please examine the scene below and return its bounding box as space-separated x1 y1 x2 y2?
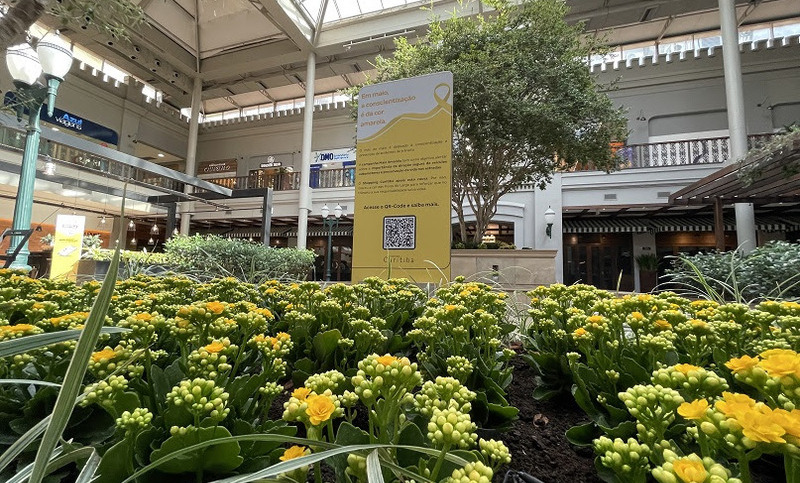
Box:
635 253 659 272
367 0 628 242
163 235 315 282
665 241 800 302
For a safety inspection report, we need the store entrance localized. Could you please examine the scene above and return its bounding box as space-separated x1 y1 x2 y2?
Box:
564 233 634 291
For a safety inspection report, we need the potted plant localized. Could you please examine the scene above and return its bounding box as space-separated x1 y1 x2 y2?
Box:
636 253 659 292
39 233 54 250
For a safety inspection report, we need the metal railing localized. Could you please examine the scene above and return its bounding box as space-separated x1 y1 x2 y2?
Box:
571 133 774 171
0 124 187 192
205 167 356 192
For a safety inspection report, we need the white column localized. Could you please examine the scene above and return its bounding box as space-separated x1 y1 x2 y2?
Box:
296 52 316 249
718 0 757 252
180 76 203 235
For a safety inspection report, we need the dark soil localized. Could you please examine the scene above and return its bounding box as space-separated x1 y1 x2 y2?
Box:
494 356 601 483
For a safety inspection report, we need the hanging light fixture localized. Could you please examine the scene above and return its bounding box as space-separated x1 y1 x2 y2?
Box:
43 156 56 176
150 223 159 235
147 236 154 245
129 237 137 246
100 214 107 225
128 219 135 231
172 227 179 236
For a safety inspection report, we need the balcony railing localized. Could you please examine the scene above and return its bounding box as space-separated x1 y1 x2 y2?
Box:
0 124 187 192
205 167 356 192
572 133 774 171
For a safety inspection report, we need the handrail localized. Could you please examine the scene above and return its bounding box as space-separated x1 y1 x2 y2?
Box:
205 167 356 192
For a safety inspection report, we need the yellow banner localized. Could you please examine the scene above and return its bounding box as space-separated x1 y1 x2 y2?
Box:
50 214 85 281
353 72 453 283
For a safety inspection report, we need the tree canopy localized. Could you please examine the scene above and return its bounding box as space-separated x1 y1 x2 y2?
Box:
370 0 628 243
0 0 143 52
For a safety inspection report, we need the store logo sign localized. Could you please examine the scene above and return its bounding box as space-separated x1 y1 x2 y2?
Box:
54 113 84 131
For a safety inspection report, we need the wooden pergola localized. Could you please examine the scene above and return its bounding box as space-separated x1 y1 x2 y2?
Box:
670 135 800 250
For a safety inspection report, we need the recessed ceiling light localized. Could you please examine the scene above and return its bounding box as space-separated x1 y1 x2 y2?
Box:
51 127 59 131
157 153 165 158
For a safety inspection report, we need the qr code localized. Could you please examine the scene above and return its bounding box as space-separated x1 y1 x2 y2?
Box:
383 216 416 250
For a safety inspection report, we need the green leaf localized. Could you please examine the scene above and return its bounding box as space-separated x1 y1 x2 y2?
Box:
28 188 125 483
150 426 243 474
396 423 426 468
366 450 385 483
0 327 129 358
532 386 562 401
0 415 50 474
565 422 598 446
312 329 342 363
228 373 268 410
95 439 134 483
331 421 370 478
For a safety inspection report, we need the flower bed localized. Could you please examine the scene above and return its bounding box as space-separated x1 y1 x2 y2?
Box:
524 284 800 482
0 271 516 482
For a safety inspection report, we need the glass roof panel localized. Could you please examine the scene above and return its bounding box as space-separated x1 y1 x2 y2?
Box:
321 0 417 24
298 0 324 24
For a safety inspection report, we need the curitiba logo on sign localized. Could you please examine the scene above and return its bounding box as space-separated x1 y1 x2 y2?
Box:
55 113 84 131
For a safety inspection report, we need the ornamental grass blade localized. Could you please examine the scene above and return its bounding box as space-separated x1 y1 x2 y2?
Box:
0 327 129 358
6 446 63 483
75 449 101 483
366 449 385 483
0 379 60 387
27 185 126 483
0 416 50 474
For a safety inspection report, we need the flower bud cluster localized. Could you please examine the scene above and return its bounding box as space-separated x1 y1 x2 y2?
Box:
426 403 478 449
594 437 650 480
117 312 165 338
352 354 421 406
619 384 684 444
80 375 129 408
305 370 346 394
167 378 230 422
0 323 42 340
249 332 292 358
116 407 153 436
651 450 741 483
415 376 476 417
479 438 511 467
187 338 235 380
442 461 493 483
47 312 89 330
346 454 367 482
88 345 131 379
652 363 729 400
446 355 474 382
349 318 388 354
259 381 283 398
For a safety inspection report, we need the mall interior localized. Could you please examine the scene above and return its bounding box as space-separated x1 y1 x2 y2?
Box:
0 0 798 289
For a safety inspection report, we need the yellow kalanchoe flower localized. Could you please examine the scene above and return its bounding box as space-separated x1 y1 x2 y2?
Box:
678 399 709 420
91 348 117 363
573 327 587 337
757 352 800 378
672 458 707 483
305 394 336 425
205 301 225 314
204 341 225 354
292 387 312 401
673 364 701 375
738 409 786 444
280 445 309 461
654 319 672 330
725 355 760 373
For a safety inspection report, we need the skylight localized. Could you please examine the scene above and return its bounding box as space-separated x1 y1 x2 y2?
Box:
297 0 418 26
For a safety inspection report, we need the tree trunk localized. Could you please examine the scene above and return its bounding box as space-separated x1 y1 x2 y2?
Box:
0 0 48 52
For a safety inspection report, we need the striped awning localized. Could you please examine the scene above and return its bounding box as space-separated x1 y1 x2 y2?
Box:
563 218 651 234
650 217 735 232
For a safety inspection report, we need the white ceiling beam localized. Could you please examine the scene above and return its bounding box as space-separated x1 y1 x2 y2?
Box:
256 0 315 52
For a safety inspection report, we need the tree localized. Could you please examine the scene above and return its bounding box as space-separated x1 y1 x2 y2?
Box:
0 0 143 52
370 0 628 244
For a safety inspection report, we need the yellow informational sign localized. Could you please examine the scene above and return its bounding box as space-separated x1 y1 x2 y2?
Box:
352 72 453 283
50 214 85 281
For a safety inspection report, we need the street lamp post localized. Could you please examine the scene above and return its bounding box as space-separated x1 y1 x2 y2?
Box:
5 34 73 271
320 203 343 282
